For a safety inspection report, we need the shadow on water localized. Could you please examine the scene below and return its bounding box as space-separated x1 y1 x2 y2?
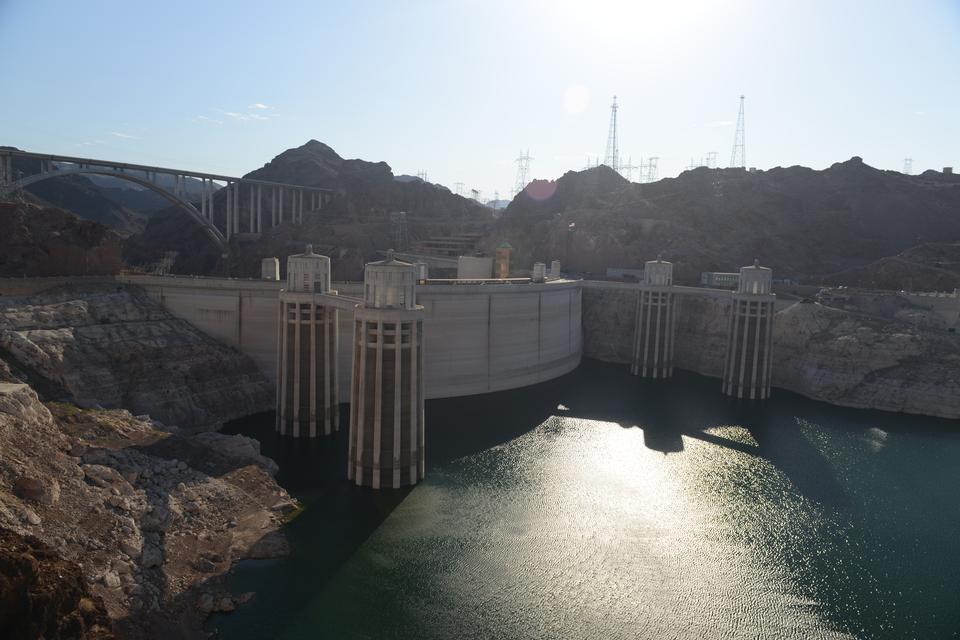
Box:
545 359 942 510
211 358 960 639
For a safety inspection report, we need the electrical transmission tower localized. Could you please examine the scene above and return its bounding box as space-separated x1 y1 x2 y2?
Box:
903 158 913 175
645 157 659 183
604 95 620 173
513 150 533 196
619 157 638 181
730 95 745 168
416 170 428 182
390 211 409 252
454 182 464 196
706 151 718 168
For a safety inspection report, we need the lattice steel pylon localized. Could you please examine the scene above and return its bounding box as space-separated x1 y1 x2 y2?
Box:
604 96 620 173
645 157 659 183
730 95 745 168
390 211 409 252
513 150 533 196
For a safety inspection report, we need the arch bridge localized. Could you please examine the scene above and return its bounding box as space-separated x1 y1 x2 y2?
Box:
0 149 334 253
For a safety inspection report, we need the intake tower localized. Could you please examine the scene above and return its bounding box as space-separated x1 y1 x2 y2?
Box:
276 245 340 437
631 256 677 378
722 260 775 399
348 252 425 488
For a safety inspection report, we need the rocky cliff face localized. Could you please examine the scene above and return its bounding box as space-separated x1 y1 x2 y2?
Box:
0 202 124 277
771 302 960 418
0 285 272 429
581 284 960 419
0 381 294 639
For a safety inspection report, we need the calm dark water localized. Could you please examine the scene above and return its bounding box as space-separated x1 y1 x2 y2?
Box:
213 360 960 639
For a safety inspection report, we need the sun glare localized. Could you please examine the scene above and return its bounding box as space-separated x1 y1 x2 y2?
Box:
552 0 713 44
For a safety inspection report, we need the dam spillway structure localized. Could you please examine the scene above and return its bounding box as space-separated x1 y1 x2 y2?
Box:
722 259 775 400
276 245 340 437
631 256 677 378
348 251 425 489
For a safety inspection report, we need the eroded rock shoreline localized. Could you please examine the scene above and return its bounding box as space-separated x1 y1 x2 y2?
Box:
0 383 294 639
0 284 289 639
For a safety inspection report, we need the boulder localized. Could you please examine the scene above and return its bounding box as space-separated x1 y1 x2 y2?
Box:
13 476 60 506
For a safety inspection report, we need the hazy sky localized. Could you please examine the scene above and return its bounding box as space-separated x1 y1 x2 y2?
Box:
1 0 958 197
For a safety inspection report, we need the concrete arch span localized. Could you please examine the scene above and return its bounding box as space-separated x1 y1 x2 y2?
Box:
5 168 227 252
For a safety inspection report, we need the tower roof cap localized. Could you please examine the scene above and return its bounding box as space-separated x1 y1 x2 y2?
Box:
291 244 322 258
369 249 414 267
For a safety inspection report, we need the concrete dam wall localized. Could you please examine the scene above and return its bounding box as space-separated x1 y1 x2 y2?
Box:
117 274 582 400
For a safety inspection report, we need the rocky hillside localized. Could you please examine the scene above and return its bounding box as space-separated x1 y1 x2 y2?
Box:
581 284 960 419
0 528 114 640
130 140 494 279
819 242 960 291
497 159 960 284
0 202 124 277
0 380 293 639
0 285 272 429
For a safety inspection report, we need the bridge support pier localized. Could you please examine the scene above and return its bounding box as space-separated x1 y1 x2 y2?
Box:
225 182 232 239
249 184 255 232
0 153 10 189
256 184 263 232
271 188 278 227
233 182 240 236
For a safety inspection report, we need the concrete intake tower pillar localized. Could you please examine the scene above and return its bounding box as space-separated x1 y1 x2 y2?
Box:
276 245 340 437
631 256 677 378
722 260 775 399
348 251 425 489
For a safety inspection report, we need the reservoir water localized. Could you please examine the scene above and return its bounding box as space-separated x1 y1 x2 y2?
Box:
213 360 960 639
